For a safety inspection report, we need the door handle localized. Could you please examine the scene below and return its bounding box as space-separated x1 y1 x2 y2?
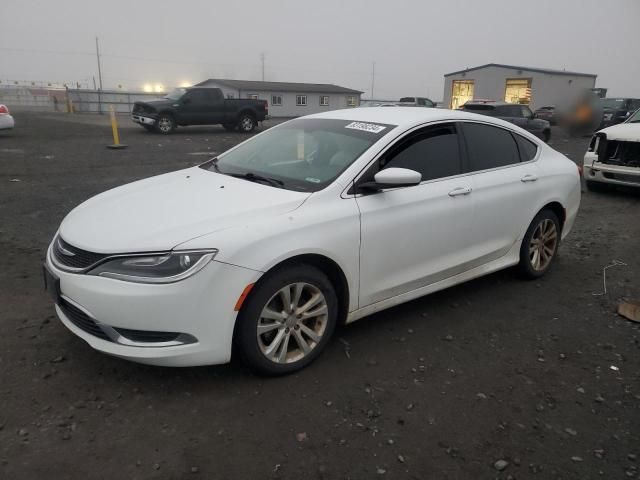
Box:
448 186 472 197
521 174 538 183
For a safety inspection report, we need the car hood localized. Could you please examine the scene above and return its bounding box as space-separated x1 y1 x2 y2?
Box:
598 123 640 142
59 167 311 253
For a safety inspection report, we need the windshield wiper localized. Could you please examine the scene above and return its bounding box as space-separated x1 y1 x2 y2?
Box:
228 172 285 188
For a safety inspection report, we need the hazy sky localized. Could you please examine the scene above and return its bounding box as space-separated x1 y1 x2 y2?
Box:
2 0 639 99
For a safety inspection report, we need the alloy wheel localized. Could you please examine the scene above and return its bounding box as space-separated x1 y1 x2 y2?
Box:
529 218 558 271
257 282 328 364
240 117 254 132
158 117 173 133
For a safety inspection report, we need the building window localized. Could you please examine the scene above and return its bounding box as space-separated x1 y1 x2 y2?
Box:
347 96 357 107
296 95 307 106
504 78 532 104
247 94 259 100
320 95 329 106
272 95 282 106
450 80 474 109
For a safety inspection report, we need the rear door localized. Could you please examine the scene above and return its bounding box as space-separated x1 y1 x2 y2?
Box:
460 122 541 267
356 123 475 306
203 88 226 124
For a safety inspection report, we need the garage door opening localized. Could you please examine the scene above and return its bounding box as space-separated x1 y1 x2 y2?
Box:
504 78 532 104
450 80 474 109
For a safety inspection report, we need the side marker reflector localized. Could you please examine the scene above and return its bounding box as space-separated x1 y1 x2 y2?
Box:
234 283 254 311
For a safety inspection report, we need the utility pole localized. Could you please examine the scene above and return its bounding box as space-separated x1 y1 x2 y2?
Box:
95 36 104 114
370 61 375 100
260 52 265 81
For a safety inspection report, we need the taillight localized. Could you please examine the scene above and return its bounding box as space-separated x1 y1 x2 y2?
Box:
0 105 9 115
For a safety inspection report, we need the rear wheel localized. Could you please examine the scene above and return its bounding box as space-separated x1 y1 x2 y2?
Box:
155 114 175 134
235 264 337 375
238 114 256 133
517 209 560 279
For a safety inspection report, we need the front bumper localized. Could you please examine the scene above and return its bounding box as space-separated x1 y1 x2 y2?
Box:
583 152 640 188
131 114 157 126
46 245 261 366
0 114 15 130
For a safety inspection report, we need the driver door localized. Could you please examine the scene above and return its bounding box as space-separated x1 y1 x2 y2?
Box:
355 123 475 307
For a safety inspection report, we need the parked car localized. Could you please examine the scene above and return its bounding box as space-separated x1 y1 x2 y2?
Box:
131 87 268 134
583 107 640 190
397 97 436 108
44 107 580 374
461 100 551 142
0 104 15 130
598 97 640 129
360 101 397 108
534 106 559 125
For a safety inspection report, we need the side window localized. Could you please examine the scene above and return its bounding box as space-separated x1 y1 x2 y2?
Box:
205 89 223 103
462 123 521 171
520 106 533 118
185 89 207 104
417 98 426 106
382 124 461 181
495 106 510 117
514 133 538 161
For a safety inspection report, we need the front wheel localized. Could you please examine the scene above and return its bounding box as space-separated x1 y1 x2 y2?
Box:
517 209 560 279
155 114 176 134
235 265 337 375
238 114 256 133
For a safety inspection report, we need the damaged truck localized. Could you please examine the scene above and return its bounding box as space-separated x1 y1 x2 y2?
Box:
583 107 640 190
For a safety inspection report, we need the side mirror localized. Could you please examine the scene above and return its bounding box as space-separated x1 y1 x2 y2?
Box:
358 168 422 192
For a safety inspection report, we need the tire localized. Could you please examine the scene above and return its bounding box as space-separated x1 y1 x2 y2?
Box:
155 114 176 134
235 264 338 375
517 209 561 279
237 113 256 133
223 123 236 132
542 129 551 143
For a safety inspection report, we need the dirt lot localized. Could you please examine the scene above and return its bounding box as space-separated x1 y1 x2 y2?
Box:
0 112 639 480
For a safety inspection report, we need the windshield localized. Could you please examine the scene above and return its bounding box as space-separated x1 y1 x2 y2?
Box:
201 118 396 192
164 88 186 100
626 108 640 123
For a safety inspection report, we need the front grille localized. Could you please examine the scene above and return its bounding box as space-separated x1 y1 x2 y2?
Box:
52 236 108 271
114 327 180 343
59 298 111 341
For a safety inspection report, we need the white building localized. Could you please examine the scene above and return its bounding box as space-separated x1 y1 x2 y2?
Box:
195 79 363 117
443 63 597 110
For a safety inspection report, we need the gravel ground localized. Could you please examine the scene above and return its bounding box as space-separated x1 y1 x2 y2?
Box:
0 112 639 480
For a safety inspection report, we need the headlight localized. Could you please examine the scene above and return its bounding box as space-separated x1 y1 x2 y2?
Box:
88 250 217 283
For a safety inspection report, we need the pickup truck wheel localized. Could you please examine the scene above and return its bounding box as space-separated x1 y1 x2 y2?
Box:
238 114 256 133
156 114 176 134
223 123 237 132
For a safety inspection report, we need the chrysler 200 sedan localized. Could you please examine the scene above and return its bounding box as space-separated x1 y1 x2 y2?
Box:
44 108 581 375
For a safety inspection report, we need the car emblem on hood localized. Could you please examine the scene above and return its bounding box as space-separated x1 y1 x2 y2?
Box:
57 238 76 256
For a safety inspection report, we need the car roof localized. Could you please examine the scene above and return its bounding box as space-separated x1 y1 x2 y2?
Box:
304 106 526 132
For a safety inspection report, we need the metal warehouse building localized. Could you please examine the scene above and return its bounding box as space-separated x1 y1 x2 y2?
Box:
195 79 363 117
443 63 597 110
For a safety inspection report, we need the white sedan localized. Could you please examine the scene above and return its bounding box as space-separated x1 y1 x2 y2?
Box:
0 104 15 130
44 107 581 374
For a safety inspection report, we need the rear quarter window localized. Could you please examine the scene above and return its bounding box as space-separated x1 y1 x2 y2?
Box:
514 134 538 161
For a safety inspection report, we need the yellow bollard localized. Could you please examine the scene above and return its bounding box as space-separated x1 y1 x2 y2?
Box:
107 105 127 149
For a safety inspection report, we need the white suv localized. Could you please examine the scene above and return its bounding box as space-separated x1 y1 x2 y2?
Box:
584 108 640 190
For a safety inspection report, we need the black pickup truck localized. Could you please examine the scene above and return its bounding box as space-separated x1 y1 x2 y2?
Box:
131 87 268 134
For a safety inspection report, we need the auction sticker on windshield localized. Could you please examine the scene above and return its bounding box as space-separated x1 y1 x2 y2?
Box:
345 122 387 134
